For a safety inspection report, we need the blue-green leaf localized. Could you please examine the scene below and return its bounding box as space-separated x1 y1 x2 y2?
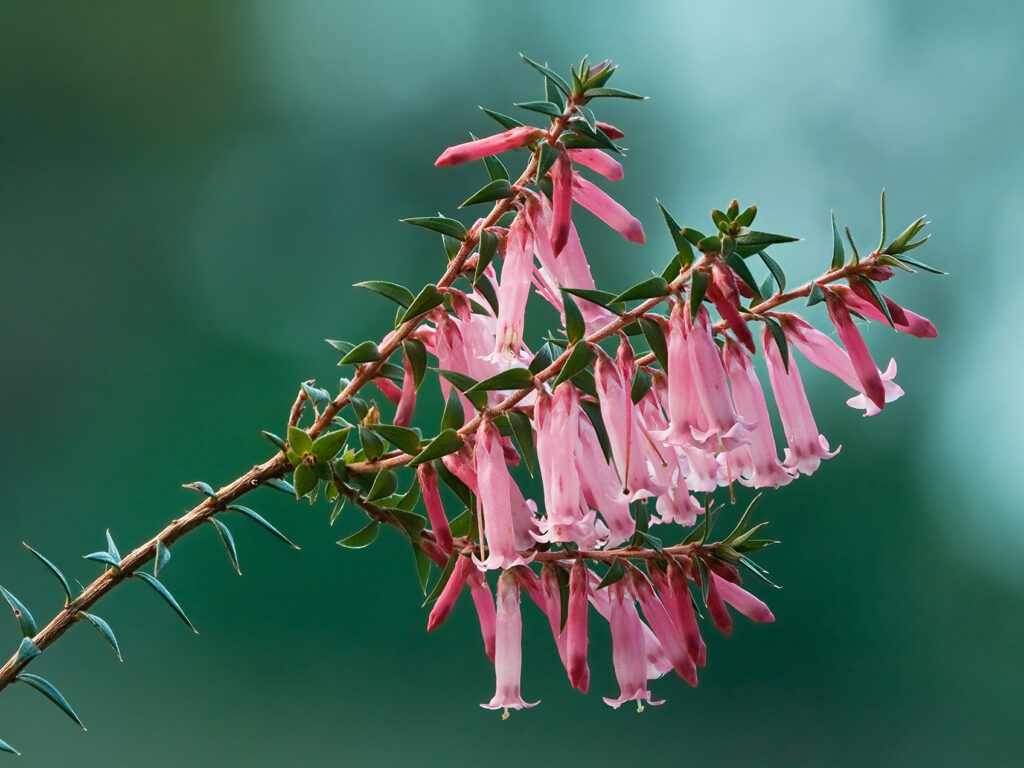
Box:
514 100 562 117
264 477 296 496
227 505 299 549
479 106 524 130
15 637 40 664
23 544 72 607
520 54 571 96
758 250 786 294
154 540 171 577
79 612 122 662
133 571 197 634
301 382 332 409
807 282 826 307
337 520 380 549
1 586 37 638
0 737 18 755
17 673 85 729
83 551 120 570
877 188 887 255
182 481 217 499
210 519 241 575
830 210 845 270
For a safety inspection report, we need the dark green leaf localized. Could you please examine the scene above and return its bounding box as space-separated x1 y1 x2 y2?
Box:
807 282 826 307
473 272 499 315
610 277 669 303
560 132 607 151
396 481 421 512
79 612 122 662
506 410 536 476
738 555 781 589
565 118 620 153
437 462 473 508
441 233 461 261
759 275 774 299
440 387 465 432
409 430 465 468
1 586 36 638
877 188 887 255
553 342 595 386
354 280 414 308
689 270 709 320
559 290 585 344
520 54 571 96
436 369 488 410
696 235 721 254
261 430 287 452
845 226 861 265
630 368 653 404
312 428 350 462
339 340 381 365
399 339 427 391
373 424 422 455
17 673 85 729
133 571 197 634
562 286 623 314
763 316 790 372
514 100 562 117
401 216 467 241
661 253 682 282
475 229 499 284
467 368 534 392
725 492 763 543
23 544 72 607
411 541 432 594
735 231 801 248
853 276 895 327
639 317 668 369
896 255 946 274
734 537 780 552
545 76 565 109
228 505 300 549
597 558 627 589
695 557 711 605
830 211 845 270
479 106 524 130
210 519 241 575
528 342 558 375
656 200 695 264
448 508 475 539
537 143 560 180
572 368 598 399
358 426 386 462
389 508 426 539
729 520 772 550
154 539 171 577
584 86 646 99
182 481 216 499
555 565 571 631
264 477 296 496
758 250 786 294
16 637 40 664
399 285 445 324
460 179 513 208
680 227 706 246
482 151 509 182
329 495 346 526
725 252 763 301
580 400 612 461
338 520 380 549
365 469 398 503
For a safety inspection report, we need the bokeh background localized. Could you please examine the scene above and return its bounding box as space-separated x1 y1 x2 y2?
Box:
1 1 1020 765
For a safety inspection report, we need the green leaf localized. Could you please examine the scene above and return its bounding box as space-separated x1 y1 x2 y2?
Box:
398 339 427 391
337 520 380 549
696 235 721 254
729 520 772 550
79 612 122 662
467 367 534 392
479 106 524 130
725 252 763 301
639 317 668 369
528 342 558 375
631 368 653 404
475 229 499 285
1 586 36 637
877 188 887 255
23 544 72 607
565 118 620 153
735 231 801 248
83 551 120 570
760 275 774 299
585 87 646 99
436 369 488 410
656 201 695 264
506 410 536 476
514 100 562 117
154 539 171 577
689 270 709 320
17 673 85 729
520 54 571 96
845 226 861 265
399 285 445 324
807 282 826 307
441 233 461 261
448 508 475 539
261 430 287 452
264 477 296 496
301 382 331 409
737 555 781 589
287 426 313 457
354 280 414 308
365 469 398 503
339 341 381 365
724 492 764 543
409 430 465 468
763 316 790 372
16 637 40 664
292 463 319 499
758 250 786 294
695 557 711 606
0 736 19 755
559 290 585 344
396 481 421 512
209 519 241 575
597 558 627 589
580 400 612 462
228 505 300 549
312 428 350 462
424 554 460 606
182 481 217 499
440 387 465 432
401 216 467 241
389 508 426 539
545 75 565 108
560 132 607 151
358 426 386 462
680 227 706 246
326 339 354 354
853 276 895 327
537 143 560 180
460 179 513 208
411 541 432 594
482 151 510 182
329 495 346 526
610 277 670 303
830 211 845 270
896 255 946 275
562 287 623 314
373 424 422 455
553 343 595 386
133 571 197 634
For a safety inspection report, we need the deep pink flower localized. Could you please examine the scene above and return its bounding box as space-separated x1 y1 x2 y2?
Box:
492 210 534 360
570 173 645 243
474 420 535 570
467 567 496 661
417 463 453 554
629 570 697 686
651 561 706 667
482 571 539 716
688 306 748 450
427 554 473 631
567 148 624 181
567 560 591 693
393 348 417 427
709 261 755 353
550 151 573 254
824 290 886 411
595 120 625 140
831 283 937 338
372 376 402 404
602 582 665 710
435 126 545 167
710 573 775 623
761 325 838 475
705 570 733 636
722 339 793 488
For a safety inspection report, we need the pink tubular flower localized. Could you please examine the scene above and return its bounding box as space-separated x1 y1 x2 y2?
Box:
373 376 402 404
435 126 545 167
393 348 417 427
570 173 645 243
575 410 635 547
417 463 453 554
830 283 937 338
482 571 539 716
722 339 794 488
705 570 733 636
629 570 697 686
567 148 624 181
824 290 886 411
710 573 775 623
467 567 496 661
492 210 534 360
652 561 706 667
427 554 473 631
550 151 573 254
596 120 625 139
709 261 755 353
777 313 903 417
602 582 665 710
566 560 591 693
474 420 534 570
761 325 838 475
688 306 748 450
659 303 708 449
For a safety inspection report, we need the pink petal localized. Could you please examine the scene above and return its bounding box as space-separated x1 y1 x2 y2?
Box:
550 151 573 254
393 348 417 426
417 463 453 554
474 421 535 570
570 173 645 243
825 293 886 410
832 284 937 338
711 573 775 623
602 582 665 709
688 306 748 450
482 571 540 713
436 126 544 167
427 555 472 631
467 567 496 661
567 148 624 181
630 570 697 686
566 560 591 693
492 210 534 359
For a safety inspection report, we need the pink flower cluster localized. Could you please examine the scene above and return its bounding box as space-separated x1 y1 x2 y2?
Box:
392 125 937 714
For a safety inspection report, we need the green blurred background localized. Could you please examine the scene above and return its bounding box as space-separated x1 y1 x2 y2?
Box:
1 1 1019 765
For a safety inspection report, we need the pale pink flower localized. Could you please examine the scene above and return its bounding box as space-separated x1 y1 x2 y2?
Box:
575 410 635 547
567 148 624 180
761 325 838 476
492 210 534 360
722 339 794 488
550 151 573 254
831 283 937 338
570 173 645 243
710 573 775 623
824 290 886 411
435 126 545 167
467 567 496 661
629 570 698 686
566 560 591 693
656 306 703 448
482 571 539 716
417 463 453 554
688 306 749 450
427 555 473 631
602 582 665 710
474 421 535 570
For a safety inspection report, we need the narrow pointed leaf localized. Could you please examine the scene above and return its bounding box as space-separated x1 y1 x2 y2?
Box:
133 571 197 633
354 281 414 308
340 341 381 365
210 519 241 575
436 369 488 410
182 481 216 499
631 368 653 404
695 557 711 606
735 231 800 248
459 179 513 208
401 216 467 241
758 250 786 294
399 285 445 323
726 252 763 300
79 612 122 662
15 637 40 664
597 558 627 589
689 270 709 320
610 277 669 303
83 552 121 570
853 275 895 327
520 54 571 95
409 430 465 468
639 317 668 369
584 87 646 99
466 368 534 392
561 286 622 314
763 316 790 372
440 387 465 432
17 673 85 729
475 229 498 284
657 201 696 263
725 492 764 543
561 290 585 344
896 255 945 274
411 541 432 594
330 495 346 526
877 189 887 254
1 586 36 638
154 540 171 577
506 410 536 476
23 544 72 606
553 342 595 386
337 520 380 549
264 477 296 496
228 505 299 549
514 100 562 117
479 106 524 130
830 211 845 269
261 430 287 452
0 737 18 755
482 151 509 182
402 339 427 390
424 554 460 606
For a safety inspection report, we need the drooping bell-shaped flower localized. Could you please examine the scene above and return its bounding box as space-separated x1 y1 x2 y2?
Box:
570 173 645 243
709 260 755 353
566 148 624 180
549 150 573 255
629 569 698 686
651 561 706 667
761 325 838 476
602 582 665 710
482 571 539 716
474 420 534 570
427 554 473 631
831 283 937 338
705 569 733 636
710 572 775 623
417 463 453 554
688 306 748 450
492 210 535 360
824 290 886 411
575 409 635 547
435 126 545 167
566 560 591 693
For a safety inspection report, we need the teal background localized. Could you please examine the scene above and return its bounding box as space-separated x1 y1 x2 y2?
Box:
1 1 1020 765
